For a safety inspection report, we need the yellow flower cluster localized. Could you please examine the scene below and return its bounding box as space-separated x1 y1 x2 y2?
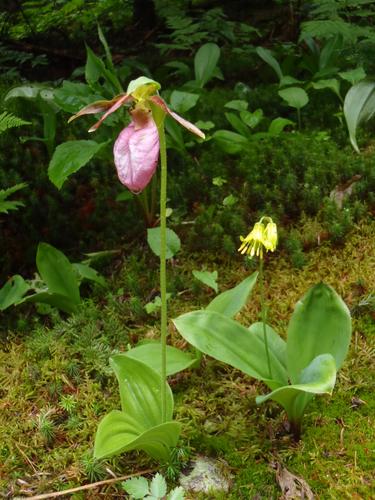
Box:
238 217 278 259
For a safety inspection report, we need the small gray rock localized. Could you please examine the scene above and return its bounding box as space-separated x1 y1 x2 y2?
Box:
179 456 232 494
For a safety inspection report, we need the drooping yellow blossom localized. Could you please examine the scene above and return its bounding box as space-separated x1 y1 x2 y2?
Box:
238 217 278 259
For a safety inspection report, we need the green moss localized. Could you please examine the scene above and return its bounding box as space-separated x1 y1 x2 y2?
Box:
1 221 374 497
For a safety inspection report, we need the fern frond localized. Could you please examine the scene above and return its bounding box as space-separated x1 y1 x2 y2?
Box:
0 111 30 134
0 182 27 214
300 20 375 42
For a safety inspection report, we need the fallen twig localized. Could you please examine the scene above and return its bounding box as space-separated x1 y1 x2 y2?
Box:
16 468 156 499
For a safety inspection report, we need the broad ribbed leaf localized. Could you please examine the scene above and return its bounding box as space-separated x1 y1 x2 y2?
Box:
0 275 30 311
249 322 287 385
194 43 220 88
278 87 309 109
48 140 107 189
73 263 106 286
147 227 181 259
110 355 174 427
286 283 351 384
36 243 80 304
256 354 336 423
212 130 249 154
174 310 288 385
170 91 199 114
124 344 197 376
207 272 258 318
256 47 283 81
344 81 375 152
19 291 79 314
225 112 250 137
94 410 181 461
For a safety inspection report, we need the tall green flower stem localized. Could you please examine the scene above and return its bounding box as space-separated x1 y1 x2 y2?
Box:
258 258 272 379
153 107 168 423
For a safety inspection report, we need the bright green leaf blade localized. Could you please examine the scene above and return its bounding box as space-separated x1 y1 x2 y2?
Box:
194 43 220 87
286 283 351 384
174 310 287 385
109 355 174 426
170 91 199 114
212 130 249 154
240 109 263 129
339 67 366 86
278 87 309 109
147 227 181 259
268 117 295 135
225 112 250 137
18 291 79 314
168 487 186 500
344 81 375 152
5 84 44 101
150 473 167 498
36 243 80 304
122 476 150 498
256 47 283 81
207 272 258 318
94 410 181 461
124 344 197 376
192 270 218 293
256 354 336 422
312 79 341 99
48 140 107 189
0 275 30 311
248 322 287 385
224 100 248 111
73 263 106 287
279 75 303 87
53 81 103 114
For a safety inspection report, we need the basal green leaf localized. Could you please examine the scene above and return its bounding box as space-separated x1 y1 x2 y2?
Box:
192 270 218 293
268 117 295 135
256 354 336 423
212 130 249 154
73 263 106 287
36 243 80 304
124 343 197 376
225 112 250 137
344 80 375 152
19 291 79 314
206 272 258 318
109 355 174 427
286 283 351 383
0 275 30 311
256 47 283 81
174 310 288 385
94 410 181 461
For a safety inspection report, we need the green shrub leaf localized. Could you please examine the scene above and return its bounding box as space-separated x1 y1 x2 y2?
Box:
48 140 107 189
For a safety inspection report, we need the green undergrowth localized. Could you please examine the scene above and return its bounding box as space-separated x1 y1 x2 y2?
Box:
0 220 374 498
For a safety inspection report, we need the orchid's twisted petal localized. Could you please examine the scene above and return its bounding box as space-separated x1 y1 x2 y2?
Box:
114 118 160 193
68 94 132 125
88 94 133 132
149 95 205 139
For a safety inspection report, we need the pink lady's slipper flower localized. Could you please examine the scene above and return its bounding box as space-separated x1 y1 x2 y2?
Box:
69 77 205 193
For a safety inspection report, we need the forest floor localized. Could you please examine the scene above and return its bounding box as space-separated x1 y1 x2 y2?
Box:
1 219 374 499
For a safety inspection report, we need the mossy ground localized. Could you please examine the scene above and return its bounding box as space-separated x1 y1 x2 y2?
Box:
1 219 374 499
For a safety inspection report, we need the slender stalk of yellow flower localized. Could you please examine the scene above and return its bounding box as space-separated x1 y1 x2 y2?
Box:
238 217 278 380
